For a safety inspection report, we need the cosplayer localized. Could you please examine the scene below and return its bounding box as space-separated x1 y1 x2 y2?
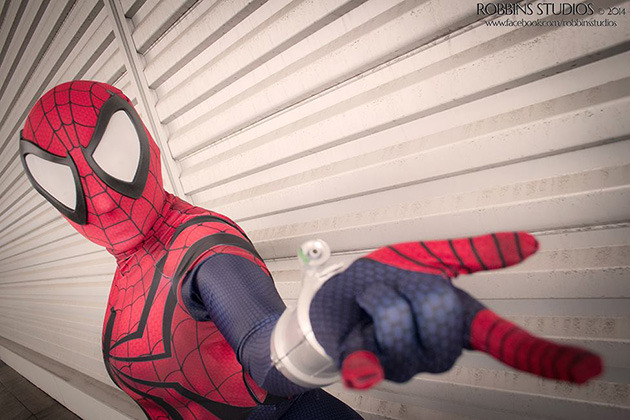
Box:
19 81 602 419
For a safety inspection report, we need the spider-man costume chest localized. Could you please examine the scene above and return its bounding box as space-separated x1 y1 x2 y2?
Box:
102 194 268 420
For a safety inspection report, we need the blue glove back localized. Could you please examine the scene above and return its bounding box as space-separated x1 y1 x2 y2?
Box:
310 258 471 382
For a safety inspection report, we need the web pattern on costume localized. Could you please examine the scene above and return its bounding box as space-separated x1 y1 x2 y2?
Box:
102 199 269 420
22 81 268 419
22 80 164 254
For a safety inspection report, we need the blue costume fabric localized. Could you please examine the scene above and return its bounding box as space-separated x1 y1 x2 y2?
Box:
181 253 362 419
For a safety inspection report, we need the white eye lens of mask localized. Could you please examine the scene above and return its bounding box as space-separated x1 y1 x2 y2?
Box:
25 154 77 210
92 110 141 182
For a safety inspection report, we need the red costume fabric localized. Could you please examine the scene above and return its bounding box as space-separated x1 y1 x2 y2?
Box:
20 81 273 419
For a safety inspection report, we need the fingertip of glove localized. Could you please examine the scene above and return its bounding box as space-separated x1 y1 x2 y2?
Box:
341 351 384 390
515 231 539 259
571 353 603 385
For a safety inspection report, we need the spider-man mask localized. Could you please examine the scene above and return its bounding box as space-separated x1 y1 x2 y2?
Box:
19 81 166 254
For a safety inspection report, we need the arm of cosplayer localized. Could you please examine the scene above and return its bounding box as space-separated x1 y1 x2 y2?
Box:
181 252 312 397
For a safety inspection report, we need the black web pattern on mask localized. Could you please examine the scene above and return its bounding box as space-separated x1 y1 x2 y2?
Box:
24 80 163 251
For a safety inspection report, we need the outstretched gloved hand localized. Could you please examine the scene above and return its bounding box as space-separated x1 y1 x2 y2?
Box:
309 232 602 389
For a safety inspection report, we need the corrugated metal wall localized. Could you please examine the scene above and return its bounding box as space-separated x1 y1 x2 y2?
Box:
0 0 629 419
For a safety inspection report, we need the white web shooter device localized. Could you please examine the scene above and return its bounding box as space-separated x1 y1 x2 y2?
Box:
270 240 346 387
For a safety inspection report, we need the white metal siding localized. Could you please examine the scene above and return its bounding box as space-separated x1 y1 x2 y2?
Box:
0 0 628 419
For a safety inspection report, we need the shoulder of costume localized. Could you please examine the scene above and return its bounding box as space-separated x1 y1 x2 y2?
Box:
161 205 267 283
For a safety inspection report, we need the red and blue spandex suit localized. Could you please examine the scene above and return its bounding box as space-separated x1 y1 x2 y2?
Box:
19 81 602 419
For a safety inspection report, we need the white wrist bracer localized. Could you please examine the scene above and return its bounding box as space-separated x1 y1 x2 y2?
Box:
270 240 345 387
